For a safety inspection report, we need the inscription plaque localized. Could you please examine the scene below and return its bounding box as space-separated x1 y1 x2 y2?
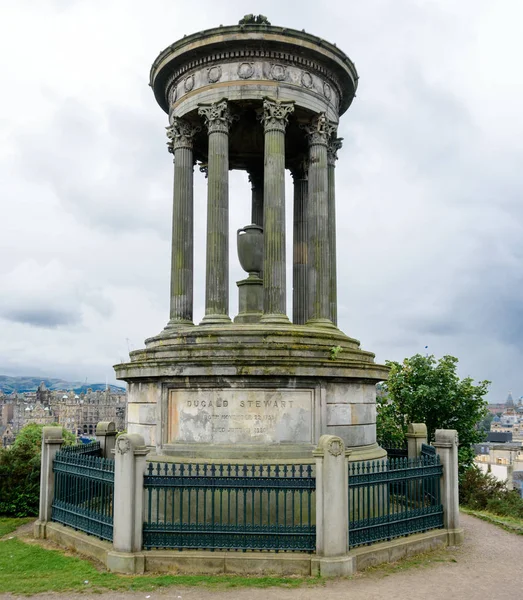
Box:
168 388 313 444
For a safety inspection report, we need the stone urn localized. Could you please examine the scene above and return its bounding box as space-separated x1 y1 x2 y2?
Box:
237 224 263 276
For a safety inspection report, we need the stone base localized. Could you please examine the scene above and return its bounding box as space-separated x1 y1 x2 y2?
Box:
107 551 145 574
447 528 465 546
115 322 388 457
234 276 263 323
311 555 354 577
33 520 46 540
40 521 462 577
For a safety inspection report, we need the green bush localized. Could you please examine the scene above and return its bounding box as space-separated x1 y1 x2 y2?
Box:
460 466 523 519
0 423 75 517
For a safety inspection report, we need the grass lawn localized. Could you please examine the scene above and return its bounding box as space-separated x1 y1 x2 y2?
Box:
0 535 311 595
0 517 34 538
461 507 523 534
0 516 460 595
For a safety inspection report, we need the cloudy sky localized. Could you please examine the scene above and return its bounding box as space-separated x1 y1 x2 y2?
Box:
1 0 522 401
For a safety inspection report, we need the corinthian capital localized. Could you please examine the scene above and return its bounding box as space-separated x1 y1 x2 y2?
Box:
289 155 309 181
166 117 200 154
258 98 295 133
198 99 237 134
327 137 343 166
302 113 337 147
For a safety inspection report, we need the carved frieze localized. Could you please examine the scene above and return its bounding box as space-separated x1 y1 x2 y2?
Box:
238 62 254 79
184 74 195 92
301 71 314 89
207 65 222 83
165 53 341 115
270 63 287 81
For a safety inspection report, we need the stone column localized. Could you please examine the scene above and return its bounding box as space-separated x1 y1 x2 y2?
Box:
258 98 294 323
198 99 235 324
303 113 337 327
291 158 309 325
327 136 342 326
165 117 199 328
107 434 148 574
34 426 63 539
406 423 428 460
248 169 264 227
312 435 353 577
433 429 464 545
96 421 117 459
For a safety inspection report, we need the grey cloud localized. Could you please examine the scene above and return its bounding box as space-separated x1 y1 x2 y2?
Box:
2 307 80 328
13 98 172 238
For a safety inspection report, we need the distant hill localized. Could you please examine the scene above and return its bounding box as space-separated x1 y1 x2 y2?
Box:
0 375 125 394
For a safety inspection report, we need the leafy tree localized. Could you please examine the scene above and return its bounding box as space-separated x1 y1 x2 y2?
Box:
0 423 75 517
377 354 489 471
478 412 494 433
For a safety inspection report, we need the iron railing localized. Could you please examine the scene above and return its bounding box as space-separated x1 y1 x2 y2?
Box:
348 455 443 548
58 441 102 456
421 443 437 459
143 462 316 552
379 438 408 459
51 448 114 542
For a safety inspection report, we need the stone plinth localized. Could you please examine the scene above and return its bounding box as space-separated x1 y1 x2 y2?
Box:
116 323 387 462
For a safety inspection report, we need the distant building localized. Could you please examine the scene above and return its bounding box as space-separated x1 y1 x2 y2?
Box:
0 383 127 441
475 441 523 494
1 424 15 447
487 431 513 443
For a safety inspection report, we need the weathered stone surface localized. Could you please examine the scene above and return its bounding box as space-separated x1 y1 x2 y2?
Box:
168 388 313 444
115 20 388 463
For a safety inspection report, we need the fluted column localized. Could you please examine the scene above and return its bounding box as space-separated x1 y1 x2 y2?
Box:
248 170 264 227
198 99 236 324
291 158 309 325
303 113 337 328
327 136 343 326
165 117 199 328
258 98 294 323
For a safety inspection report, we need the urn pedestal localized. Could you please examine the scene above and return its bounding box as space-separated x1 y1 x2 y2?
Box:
235 224 264 323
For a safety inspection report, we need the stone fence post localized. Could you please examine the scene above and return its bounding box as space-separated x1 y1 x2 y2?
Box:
96 421 117 459
312 435 353 576
107 434 148 574
34 426 63 539
406 423 428 460
433 429 464 545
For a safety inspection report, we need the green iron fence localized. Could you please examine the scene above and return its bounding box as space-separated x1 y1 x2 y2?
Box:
348 454 443 549
421 443 437 459
143 462 316 552
51 445 114 542
379 438 408 459
58 441 102 456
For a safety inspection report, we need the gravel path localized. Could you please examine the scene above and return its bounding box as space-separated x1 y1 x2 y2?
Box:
2 513 522 600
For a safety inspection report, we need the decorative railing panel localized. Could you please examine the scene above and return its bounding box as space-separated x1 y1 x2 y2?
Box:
143 463 316 552
348 456 443 549
52 450 114 542
421 443 437 459
379 439 408 459
58 441 102 457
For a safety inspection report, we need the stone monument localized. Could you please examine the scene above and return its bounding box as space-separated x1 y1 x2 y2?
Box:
114 16 388 462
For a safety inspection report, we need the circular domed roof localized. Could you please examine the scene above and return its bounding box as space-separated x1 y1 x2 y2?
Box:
150 20 358 118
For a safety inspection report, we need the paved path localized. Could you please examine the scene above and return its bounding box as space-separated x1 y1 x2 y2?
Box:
2 513 522 600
